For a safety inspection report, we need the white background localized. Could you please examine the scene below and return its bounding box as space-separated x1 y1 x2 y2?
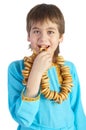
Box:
0 0 86 129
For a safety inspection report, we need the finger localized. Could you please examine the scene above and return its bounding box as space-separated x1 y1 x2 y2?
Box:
37 51 51 59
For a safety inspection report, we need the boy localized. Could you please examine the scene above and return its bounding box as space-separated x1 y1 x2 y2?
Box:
8 3 86 130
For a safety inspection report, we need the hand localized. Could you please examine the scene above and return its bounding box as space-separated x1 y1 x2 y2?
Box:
26 51 52 98
32 51 52 75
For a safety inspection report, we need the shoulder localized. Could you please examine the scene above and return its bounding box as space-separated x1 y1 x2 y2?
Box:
64 60 77 75
8 59 24 70
65 60 75 67
8 59 24 77
65 60 76 69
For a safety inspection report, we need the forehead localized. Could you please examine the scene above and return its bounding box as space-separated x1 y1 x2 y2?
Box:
31 19 58 29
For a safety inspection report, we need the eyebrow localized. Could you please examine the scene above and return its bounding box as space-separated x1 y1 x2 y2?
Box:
32 27 39 30
47 27 57 30
32 27 57 30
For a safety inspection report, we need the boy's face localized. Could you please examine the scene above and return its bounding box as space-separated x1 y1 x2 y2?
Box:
28 19 63 56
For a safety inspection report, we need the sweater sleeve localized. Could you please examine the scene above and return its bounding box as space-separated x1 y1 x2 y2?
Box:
69 62 86 129
7 61 40 127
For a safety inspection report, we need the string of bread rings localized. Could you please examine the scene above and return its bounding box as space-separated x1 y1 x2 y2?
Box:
22 47 73 103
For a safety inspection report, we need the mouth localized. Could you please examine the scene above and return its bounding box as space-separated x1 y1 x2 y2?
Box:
39 45 50 52
32 45 50 55
40 47 47 52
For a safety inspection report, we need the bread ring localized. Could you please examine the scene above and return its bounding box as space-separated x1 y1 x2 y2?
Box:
44 90 50 98
59 93 65 100
47 91 54 99
41 87 49 93
62 79 72 84
24 62 32 68
22 54 73 104
40 47 47 52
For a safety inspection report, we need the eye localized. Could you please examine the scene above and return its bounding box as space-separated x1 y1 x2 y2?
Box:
33 30 40 34
48 31 54 35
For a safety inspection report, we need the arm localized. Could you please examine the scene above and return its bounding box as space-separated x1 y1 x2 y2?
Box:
69 63 86 129
25 51 52 98
8 52 52 127
8 61 40 127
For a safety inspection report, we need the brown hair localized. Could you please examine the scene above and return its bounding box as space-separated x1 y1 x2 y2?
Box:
26 3 65 56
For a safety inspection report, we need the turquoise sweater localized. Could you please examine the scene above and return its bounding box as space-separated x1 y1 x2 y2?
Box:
8 59 86 130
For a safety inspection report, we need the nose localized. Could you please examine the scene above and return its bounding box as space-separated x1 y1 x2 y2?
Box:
38 32 49 48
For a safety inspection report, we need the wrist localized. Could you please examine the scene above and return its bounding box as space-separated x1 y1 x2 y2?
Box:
26 87 40 98
22 88 40 102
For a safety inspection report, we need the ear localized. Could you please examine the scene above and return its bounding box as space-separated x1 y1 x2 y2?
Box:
59 34 64 43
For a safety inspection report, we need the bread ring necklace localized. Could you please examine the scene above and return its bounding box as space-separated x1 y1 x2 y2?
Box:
22 48 73 104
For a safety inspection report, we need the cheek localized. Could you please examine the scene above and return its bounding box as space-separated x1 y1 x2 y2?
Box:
29 36 34 43
29 37 36 46
52 39 59 49
30 42 36 49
